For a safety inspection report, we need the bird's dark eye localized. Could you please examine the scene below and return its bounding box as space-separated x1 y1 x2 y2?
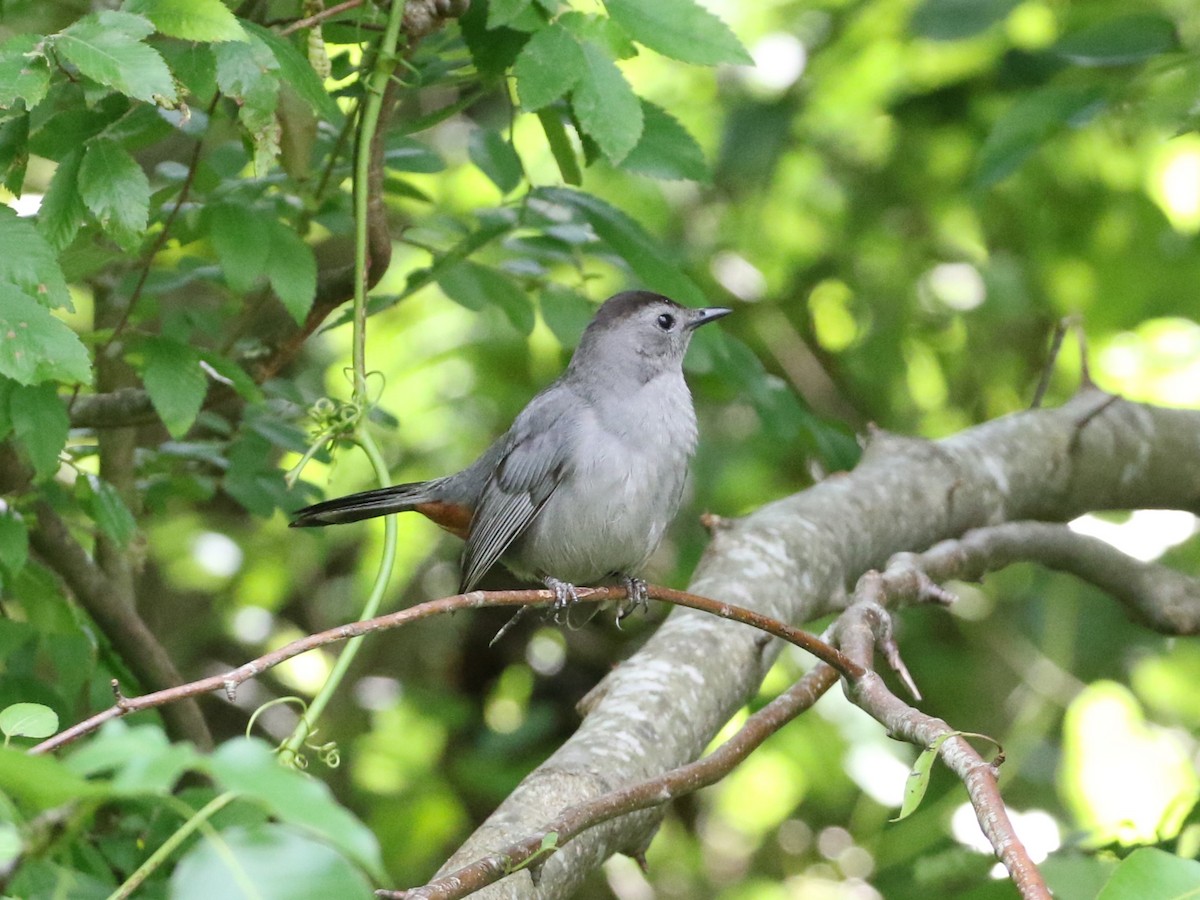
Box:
656 313 676 331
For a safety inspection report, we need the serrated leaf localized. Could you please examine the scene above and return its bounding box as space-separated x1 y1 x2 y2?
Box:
1054 14 1179 67
141 337 207 439
0 114 30 195
571 42 642 164
621 100 708 182
0 513 28 575
55 11 177 105
460 0 531 77
79 474 138 548
38 149 87 251
0 703 58 740
77 138 150 249
469 129 523 194
488 0 533 30
514 24 584 111
0 206 73 309
536 187 705 304
439 261 535 334
244 22 341 123
207 204 268 293
0 35 51 111
0 284 91 386
603 0 751 66
214 33 282 172
266 223 316 323
9 382 69 481
558 12 637 59
125 0 248 43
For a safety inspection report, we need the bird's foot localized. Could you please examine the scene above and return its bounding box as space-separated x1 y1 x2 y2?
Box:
544 576 580 612
616 575 649 628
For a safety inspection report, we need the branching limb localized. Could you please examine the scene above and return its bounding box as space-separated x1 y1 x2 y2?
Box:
911 521 1200 634
29 585 851 755
835 600 1050 899
384 664 842 900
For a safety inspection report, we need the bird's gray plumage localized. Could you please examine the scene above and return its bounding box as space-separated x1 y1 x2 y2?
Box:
291 291 731 596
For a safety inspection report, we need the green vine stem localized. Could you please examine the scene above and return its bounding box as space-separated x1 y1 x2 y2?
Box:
279 0 407 766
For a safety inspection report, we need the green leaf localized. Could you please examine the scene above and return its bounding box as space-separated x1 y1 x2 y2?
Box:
78 474 138 548
892 735 951 821
77 138 150 249
0 285 91 386
603 0 751 66
975 84 1105 187
537 108 582 185
125 0 248 43
0 745 106 810
205 739 385 882
213 33 282 172
171 823 374 900
244 22 341 123
1097 847 1200 899
559 12 637 60
0 703 58 740
1054 14 1179 67
8 382 69 481
909 0 1020 41
459 0 530 77
37 148 87 251
621 100 709 182
0 206 73 309
537 187 705 304
539 284 594 347
438 261 535 334
514 24 585 111
0 36 51 111
141 336 207 439
488 0 533 30
55 11 177 105
266 223 317 324
0 114 30 195
0 512 28 575
468 129 523 194
208 204 268 293
571 42 643 164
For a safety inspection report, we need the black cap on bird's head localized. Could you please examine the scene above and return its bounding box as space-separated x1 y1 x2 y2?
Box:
570 291 732 381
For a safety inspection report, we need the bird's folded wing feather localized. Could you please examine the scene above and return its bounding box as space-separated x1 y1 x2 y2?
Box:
458 391 576 592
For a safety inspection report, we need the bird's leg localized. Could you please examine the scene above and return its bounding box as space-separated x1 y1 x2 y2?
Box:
543 576 580 612
615 574 649 627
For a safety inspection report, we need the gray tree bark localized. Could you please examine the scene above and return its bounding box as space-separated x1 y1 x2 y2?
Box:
437 391 1200 897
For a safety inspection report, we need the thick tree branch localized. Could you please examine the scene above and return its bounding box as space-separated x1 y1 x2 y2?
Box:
439 392 1200 898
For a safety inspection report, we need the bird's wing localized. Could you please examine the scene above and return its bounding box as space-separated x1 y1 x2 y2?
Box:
458 389 576 592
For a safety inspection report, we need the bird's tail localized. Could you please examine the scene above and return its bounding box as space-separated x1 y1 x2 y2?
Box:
289 481 436 527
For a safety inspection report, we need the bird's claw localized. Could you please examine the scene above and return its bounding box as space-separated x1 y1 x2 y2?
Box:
616 575 649 627
544 577 580 613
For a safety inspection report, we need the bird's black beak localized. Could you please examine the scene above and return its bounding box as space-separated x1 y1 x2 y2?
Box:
686 306 733 331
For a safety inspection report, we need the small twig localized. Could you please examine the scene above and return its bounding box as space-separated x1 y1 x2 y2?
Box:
30 585 856 755
280 0 365 36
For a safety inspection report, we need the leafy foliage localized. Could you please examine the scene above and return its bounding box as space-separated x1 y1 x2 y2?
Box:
0 0 1197 896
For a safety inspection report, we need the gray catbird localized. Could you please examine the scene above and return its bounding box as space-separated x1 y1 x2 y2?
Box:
291 291 731 606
